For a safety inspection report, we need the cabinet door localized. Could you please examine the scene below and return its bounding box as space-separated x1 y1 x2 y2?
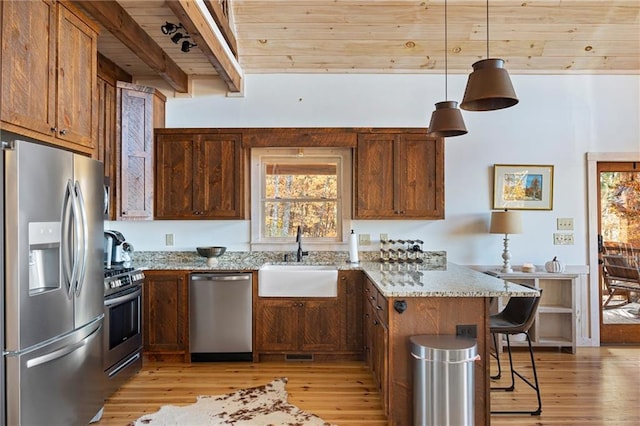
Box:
197 134 243 218
396 134 444 218
1 0 56 136
56 3 97 149
117 83 155 220
355 132 444 219
155 133 197 218
299 300 343 352
363 299 375 365
255 299 300 352
97 77 116 218
143 271 188 354
354 134 396 218
342 271 364 352
372 315 389 414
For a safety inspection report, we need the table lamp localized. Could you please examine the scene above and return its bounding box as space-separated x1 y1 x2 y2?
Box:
490 210 523 273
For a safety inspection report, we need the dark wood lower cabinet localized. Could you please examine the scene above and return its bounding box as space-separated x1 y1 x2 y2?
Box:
143 270 189 362
255 270 361 360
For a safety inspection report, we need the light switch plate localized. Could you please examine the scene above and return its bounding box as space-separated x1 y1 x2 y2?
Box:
557 218 574 230
359 233 371 245
165 233 174 246
553 233 574 245
380 233 388 242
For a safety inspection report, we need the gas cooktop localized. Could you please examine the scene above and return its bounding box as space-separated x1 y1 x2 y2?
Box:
103 266 144 297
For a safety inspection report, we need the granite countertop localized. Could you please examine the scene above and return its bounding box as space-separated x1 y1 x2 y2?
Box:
130 251 537 298
362 262 538 298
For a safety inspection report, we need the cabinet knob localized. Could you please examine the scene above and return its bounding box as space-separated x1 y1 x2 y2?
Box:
59 129 67 136
50 127 57 133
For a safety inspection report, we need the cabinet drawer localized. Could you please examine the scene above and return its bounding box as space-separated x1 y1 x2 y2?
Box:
364 278 378 307
364 278 387 325
373 292 388 326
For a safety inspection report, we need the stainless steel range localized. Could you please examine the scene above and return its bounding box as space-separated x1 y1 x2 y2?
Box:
103 266 144 399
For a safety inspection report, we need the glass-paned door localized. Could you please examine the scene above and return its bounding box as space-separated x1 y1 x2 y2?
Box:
598 162 640 343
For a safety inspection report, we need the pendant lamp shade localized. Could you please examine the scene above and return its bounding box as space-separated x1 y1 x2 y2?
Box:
460 58 519 111
427 0 467 138
428 101 468 137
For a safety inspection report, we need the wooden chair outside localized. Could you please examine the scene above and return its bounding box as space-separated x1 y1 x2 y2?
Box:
601 250 640 309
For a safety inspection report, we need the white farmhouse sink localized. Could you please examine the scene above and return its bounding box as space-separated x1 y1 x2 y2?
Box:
258 264 338 297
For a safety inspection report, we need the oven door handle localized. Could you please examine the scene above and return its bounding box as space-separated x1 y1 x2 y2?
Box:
105 287 142 307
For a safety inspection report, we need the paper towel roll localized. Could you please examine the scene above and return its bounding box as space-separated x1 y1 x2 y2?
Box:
349 230 359 263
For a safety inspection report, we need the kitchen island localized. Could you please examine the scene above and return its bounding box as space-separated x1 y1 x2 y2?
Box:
133 251 537 426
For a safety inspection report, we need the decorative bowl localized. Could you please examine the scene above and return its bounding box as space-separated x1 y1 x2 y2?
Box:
196 246 227 258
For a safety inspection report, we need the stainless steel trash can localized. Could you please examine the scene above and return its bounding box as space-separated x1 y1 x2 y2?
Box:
410 335 479 426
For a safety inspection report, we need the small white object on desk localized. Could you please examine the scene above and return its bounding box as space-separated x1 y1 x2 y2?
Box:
522 263 535 273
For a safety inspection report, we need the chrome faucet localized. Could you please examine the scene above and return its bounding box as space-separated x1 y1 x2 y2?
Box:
296 225 309 262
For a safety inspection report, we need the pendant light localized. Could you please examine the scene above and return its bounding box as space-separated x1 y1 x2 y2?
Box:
428 0 467 138
460 0 518 111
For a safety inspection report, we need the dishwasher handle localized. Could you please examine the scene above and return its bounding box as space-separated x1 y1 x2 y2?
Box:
191 274 251 282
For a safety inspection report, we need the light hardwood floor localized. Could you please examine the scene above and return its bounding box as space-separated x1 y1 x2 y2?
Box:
99 347 640 425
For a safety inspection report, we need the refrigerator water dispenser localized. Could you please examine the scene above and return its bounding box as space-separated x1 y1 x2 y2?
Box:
28 222 61 294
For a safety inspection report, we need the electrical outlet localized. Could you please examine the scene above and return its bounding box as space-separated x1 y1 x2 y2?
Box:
165 233 174 246
553 233 574 245
456 324 477 339
557 218 574 231
380 233 388 242
359 233 371 245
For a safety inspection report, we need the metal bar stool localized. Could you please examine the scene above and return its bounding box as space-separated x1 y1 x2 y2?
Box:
489 287 543 416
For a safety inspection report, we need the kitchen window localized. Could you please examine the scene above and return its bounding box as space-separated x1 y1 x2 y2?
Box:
250 148 351 249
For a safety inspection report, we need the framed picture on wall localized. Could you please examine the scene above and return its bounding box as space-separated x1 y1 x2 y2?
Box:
493 164 554 210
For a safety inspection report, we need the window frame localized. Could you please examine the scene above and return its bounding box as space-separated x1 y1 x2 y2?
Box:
250 147 352 250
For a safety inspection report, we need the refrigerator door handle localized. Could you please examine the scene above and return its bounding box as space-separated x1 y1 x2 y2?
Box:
25 322 102 369
61 179 74 295
74 180 89 295
68 180 82 293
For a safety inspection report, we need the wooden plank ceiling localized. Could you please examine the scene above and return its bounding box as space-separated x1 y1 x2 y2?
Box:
87 0 640 92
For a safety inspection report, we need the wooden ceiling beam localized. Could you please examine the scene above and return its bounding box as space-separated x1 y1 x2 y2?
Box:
203 0 238 58
74 0 189 93
167 0 243 93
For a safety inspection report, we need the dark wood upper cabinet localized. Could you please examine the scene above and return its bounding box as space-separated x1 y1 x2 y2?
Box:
154 130 244 219
96 54 133 219
354 131 444 219
1 0 98 154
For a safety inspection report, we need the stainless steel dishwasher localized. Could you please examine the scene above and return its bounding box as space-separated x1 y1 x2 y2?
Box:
189 272 253 362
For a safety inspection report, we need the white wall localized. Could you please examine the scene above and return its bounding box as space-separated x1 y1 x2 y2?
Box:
109 73 640 268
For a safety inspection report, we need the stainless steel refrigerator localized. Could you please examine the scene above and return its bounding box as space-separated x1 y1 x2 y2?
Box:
1 133 105 425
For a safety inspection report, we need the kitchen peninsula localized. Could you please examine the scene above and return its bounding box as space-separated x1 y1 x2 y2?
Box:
134 251 537 426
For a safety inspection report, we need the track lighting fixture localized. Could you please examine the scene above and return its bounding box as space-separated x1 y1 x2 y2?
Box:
160 22 183 35
171 32 187 44
181 40 197 53
161 21 197 53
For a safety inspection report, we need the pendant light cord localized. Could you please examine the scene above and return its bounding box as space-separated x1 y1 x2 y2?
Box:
444 0 448 100
486 0 490 58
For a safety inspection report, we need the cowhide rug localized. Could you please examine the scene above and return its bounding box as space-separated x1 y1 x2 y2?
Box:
130 377 334 425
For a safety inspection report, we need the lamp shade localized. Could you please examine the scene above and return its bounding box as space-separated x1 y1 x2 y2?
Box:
490 210 522 234
428 101 468 138
460 59 519 111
